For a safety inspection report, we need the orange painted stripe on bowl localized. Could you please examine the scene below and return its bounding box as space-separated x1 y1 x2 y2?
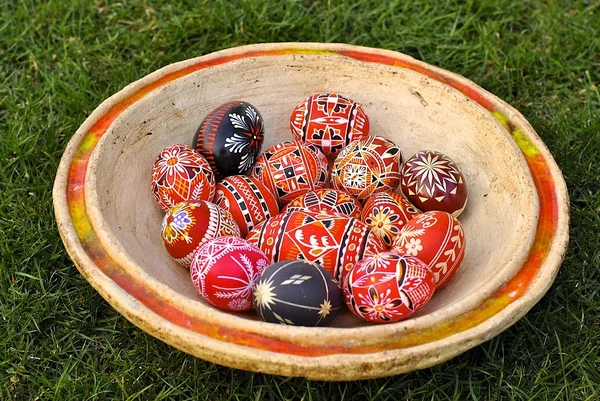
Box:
65 46 559 355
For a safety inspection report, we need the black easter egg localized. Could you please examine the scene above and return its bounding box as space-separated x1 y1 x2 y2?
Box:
193 101 265 181
253 260 343 327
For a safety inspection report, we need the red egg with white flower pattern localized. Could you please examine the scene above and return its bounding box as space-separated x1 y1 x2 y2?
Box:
214 175 279 237
190 237 269 311
400 150 468 217
151 144 216 212
361 191 421 247
282 188 362 219
290 93 370 156
246 209 386 282
343 252 436 324
161 200 241 267
392 211 465 288
249 141 329 205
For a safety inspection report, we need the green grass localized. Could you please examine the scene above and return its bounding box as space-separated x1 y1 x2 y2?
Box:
1 0 599 399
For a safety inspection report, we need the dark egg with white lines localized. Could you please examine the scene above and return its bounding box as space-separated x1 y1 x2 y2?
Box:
193 101 265 181
253 260 343 327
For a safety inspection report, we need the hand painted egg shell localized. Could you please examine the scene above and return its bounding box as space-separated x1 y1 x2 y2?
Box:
282 188 362 219
161 200 241 267
249 140 329 205
246 209 386 282
343 252 436 324
400 150 468 217
254 260 343 327
361 191 421 247
392 211 465 289
151 144 216 212
331 136 402 201
190 237 269 311
214 175 279 237
192 101 265 181
290 93 370 156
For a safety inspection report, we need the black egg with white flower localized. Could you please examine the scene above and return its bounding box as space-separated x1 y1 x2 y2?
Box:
193 101 265 181
253 260 343 327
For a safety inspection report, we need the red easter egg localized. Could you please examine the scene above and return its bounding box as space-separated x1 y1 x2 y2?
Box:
246 209 386 281
361 191 421 247
331 136 402 201
392 211 465 288
343 252 436 323
290 93 370 156
190 237 269 311
161 200 241 267
249 140 329 205
214 175 279 237
282 188 362 219
400 150 468 217
151 144 216 212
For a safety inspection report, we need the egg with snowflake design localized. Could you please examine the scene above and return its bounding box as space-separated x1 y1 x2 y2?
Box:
249 140 329 205
400 150 468 217
253 260 343 327
343 252 436 324
190 237 269 311
192 101 265 181
214 175 279 237
392 211 465 289
246 209 386 282
282 188 362 219
290 93 370 156
331 136 402 201
151 144 216 212
361 191 421 247
161 200 241 267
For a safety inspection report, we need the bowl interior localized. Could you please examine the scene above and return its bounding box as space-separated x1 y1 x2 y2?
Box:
87 53 538 328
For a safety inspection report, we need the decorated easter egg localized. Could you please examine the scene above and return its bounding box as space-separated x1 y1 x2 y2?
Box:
246 209 386 281
161 200 241 267
400 150 468 217
192 101 265 181
343 252 436 323
282 188 362 219
289 93 370 156
151 144 216 212
190 237 269 311
331 136 402 201
249 140 329 205
253 260 343 326
214 175 279 237
361 191 421 247
392 211 465 288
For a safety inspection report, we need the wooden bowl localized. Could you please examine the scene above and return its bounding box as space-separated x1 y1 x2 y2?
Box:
53 43 569 381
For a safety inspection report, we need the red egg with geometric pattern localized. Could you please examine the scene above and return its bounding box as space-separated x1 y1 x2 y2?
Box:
248 141 329 206
331 136 402 202
343 252 436 324
290 93 370 156
214 175 279 237
161 200 241 267
245 209 386 282
392 211 465 289
282 188 362 219
361 191 421 247
400 150 468 217
151 144 216 212
190 237 270 311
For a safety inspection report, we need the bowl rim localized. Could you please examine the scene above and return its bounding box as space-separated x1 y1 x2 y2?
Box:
53 42 570 380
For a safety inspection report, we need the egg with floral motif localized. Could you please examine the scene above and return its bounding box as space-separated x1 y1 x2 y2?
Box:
392 211 465 288
282 188 362 219
190 237 269 311
343 252 436 324
151 144 216 212
161 200 241 267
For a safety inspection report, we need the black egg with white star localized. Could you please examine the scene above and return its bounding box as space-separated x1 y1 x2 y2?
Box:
253 260 343 327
